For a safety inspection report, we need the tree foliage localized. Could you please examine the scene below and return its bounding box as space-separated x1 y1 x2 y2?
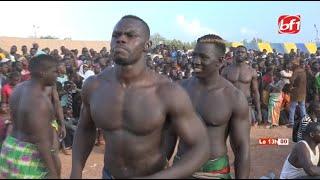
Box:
40 35 59 39
150 33 196 49
150 34 266 49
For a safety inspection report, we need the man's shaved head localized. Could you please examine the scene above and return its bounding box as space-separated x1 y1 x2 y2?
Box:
120 15 150 39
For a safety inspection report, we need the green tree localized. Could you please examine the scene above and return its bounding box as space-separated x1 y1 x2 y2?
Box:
150 33 196 50
257 38 263 43
40 35 59 39
150 33 166 48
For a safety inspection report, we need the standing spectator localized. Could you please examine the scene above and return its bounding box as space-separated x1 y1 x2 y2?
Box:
171 46 178 61
9 45 21 62
21 45 29 58
266 73 287 128
32 43 39 52
20 57 31 81
60 46 66 56
288 58 307 128
29 47 37 58
280 62 293 85
306 61 320 103
0 62 9 84
57 62 69 86
1 72 21 114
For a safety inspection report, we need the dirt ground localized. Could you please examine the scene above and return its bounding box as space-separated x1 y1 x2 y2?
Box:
59 126 293 179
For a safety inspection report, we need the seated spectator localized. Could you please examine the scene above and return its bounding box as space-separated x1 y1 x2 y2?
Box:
280 122 320 179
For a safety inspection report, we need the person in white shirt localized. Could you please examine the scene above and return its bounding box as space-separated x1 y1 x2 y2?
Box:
280 62 293 85
280 122 320 179
78 63 95 84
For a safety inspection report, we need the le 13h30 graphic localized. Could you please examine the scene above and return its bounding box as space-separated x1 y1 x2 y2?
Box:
258 138 289 146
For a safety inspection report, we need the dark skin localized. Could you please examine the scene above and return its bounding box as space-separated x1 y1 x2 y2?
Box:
9 63 60 178
98 57 108 70
22 46 28 55
222 46 262 124
1 63 9 75
33 43 39 51
10 45 17 55
44 85 66 177
30 48 37 57
179 42 250 178
57 63 67 77
287 126 320 176
71 17 210 179
309 101 320 120
44 85 66 141
1 76 21 114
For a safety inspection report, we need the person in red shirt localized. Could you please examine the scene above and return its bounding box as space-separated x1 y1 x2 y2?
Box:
262 66 274 87
1 71 21 113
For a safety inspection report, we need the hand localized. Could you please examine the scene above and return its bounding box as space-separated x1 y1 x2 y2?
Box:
58 125 66 140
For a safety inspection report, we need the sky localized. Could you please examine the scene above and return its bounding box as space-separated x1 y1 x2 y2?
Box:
1 1 319 43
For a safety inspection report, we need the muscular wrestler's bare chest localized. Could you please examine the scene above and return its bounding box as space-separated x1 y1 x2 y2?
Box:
184 82 232 126
90 83 166 135
225 65 252 84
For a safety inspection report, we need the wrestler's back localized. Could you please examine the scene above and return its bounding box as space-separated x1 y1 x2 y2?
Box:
9 81 54 144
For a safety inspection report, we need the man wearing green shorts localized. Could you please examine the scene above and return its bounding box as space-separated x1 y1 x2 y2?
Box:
0 54 60 178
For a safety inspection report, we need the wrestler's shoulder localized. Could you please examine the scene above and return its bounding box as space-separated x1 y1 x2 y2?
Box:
155 76 187 96
14 80 28 90
83 68 114 86
80 68 111 97
11 81 32 96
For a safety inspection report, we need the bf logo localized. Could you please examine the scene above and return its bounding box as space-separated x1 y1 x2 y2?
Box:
278 15 301 34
